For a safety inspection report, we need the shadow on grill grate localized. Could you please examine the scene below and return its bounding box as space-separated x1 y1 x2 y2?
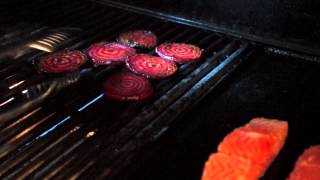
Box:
0 1 253 179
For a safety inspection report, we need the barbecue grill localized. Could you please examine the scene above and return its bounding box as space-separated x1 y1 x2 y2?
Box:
0 0 320 179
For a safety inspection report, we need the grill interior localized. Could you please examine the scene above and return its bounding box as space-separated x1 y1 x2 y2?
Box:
1 1 320 180
0 1 252 179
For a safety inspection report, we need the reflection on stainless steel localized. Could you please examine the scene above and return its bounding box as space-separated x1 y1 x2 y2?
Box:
0 97 15 107
10 112 55 142
36 40 55 47
28 43 52 52
8 80 25 89
45 157 74 179
35 116 71 140
22 89 28 94
77 93 104 112
86 131 96 138
2 107 42 131
69 160 95 180
27 32 71 52
70 126 81 133
50 33 68 41
18 160 45 180
0 112 53 160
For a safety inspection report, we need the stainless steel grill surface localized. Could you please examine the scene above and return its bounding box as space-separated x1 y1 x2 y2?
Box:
0 1 252 179
1 1 320 180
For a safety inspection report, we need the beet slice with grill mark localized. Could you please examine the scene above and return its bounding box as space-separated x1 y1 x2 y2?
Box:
38 50 87 73
87 42 136 65
118 30 157 49
126 54 178 79
103 72 153 101
155 43 202 63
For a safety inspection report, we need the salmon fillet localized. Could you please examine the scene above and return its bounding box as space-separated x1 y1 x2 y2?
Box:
248 118 288 153
218 127 274 167
202 153 262 180
202 118 288 180
288 145 320 180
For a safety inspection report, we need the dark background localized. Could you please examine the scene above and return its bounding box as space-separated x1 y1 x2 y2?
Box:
2 0 320 54
107 0 320 55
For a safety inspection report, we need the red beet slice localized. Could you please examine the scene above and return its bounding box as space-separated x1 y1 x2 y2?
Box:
155 43 202 63
87 42 136 65
38 50 86 73
103 72 153 101
126 54 177 79
118 30 157 49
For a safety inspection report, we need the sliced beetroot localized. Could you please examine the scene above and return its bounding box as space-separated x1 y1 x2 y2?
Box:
126 54 177 79
103 72 153 101
87 42 136 65
155 43 202 63
38 50 86 73
118 30 157 49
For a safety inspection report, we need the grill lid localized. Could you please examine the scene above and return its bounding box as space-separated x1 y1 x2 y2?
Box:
98 0 320 57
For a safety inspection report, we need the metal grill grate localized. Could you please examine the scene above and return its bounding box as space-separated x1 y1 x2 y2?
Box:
0 1 252 179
